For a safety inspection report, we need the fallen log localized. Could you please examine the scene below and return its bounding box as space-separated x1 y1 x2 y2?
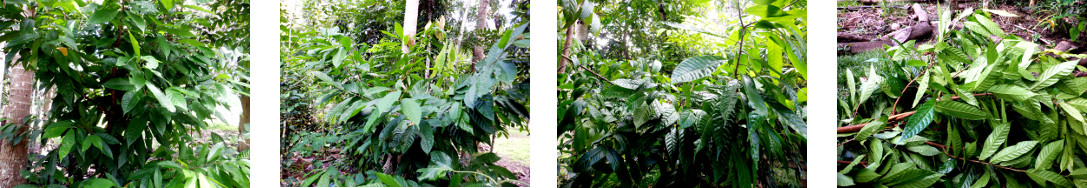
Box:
839 3 934 54
838 32 869 42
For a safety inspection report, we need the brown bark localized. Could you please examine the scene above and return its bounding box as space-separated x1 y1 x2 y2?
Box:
837 32 870 42
1 56 33 187
472 0 490 64
237 95 250 151
558 27 575 74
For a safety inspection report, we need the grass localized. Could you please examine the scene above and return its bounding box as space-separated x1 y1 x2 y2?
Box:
209 122 239 131
492 130 530 165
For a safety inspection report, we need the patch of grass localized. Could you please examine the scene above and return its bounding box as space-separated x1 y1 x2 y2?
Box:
209 122 239 131
493 130 530 165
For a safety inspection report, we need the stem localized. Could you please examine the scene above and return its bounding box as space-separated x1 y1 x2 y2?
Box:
838 93 993 133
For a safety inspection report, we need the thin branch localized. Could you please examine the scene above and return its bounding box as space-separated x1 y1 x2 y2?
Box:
838 93 993 133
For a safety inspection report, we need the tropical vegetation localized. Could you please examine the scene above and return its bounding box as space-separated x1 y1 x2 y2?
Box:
557 0 807 187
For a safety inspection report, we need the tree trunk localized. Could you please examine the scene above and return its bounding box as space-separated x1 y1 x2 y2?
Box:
237 95 250 151
1 55 33 187
472 0 490 64
558 27 575 74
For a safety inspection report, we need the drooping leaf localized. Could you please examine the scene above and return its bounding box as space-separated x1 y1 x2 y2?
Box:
671 56 726 83
990 141 1039 164
901 100 936 142
933 100 989 120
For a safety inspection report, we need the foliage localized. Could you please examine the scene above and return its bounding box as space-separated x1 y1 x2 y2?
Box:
280 0 530 186
0 0 250 187
838 9 1087 187
558 0 806 187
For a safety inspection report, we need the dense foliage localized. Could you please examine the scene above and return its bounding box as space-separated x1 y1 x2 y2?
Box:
0 0 250 187
280 0 530 186
837 9 1087 187
557 0 807 187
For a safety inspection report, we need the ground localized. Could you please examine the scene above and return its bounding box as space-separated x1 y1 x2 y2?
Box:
838 2 1086 51
280 129 532 187
483 130 531 186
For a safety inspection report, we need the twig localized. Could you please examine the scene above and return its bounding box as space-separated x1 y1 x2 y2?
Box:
564 56 611 85
838 93 993 133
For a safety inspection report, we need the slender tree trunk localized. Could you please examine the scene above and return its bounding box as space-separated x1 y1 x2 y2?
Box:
558 27 575 74
1 55 33 187
238 95 250 151
472 0 490 64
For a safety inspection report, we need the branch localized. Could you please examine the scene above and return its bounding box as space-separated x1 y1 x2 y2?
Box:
838 93 993 133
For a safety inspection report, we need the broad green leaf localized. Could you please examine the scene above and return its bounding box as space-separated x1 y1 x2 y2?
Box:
907 145 941 156
161 0 174 9
973 14 1005 38
933 100 989 120
671 56 726 83
1031 61 1078 90
912 72 930 108
122 90 140 114
402 98 422 124
128 33 140 57
979 122 1011 161
1027 169 1073 187
837 173 855 186
990 141 1038 164
145 84 175 112
377 91 402 114
59 133 74 158
856 116 886 141
103 78 136 91
743 75 768 116
301 171 324 186
901 100 936 142
143 56 160 69
1061 102 1086 124
1036 140 1065 170
42 122 71 139
88 5 120 25
857 66 882 106
989 84 1036 101
375 172 402 186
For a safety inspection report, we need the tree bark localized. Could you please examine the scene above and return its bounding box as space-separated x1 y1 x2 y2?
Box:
237 95 250 151
1 55 33 187
472 0 490 64
558 27 575 74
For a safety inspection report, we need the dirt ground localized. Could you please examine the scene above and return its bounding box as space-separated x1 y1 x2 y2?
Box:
838 2 1086 50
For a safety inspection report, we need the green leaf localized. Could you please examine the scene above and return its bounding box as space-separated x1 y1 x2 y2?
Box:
991 141 1039 164
896 174 943 188
933 100 989 120
143 56 160 69
901 100 936 142
402 98 422 124
973 14 1005 38
59 133 74 158
979 122 1011 161
743 75 768 116
43 121 72 139
671 56 726 83
912 72 930 108
103 78 136 91
302 171 325 187
989 84 1037 101
633 102 652 129
856 116 886 141
1035 140 1065 170
1027 169 1074 187
857 65 883 106
161 0 174 9
837 172 855 186
333 48 347 67
88 5 120 25
128 33 140 57
907 145 941 156
1031 61 1078 90
145 84 175 112
1061 101 1086 123
122 90 140 114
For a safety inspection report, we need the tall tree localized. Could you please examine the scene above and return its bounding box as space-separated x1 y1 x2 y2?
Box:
473 0 490 63
0 55 33 187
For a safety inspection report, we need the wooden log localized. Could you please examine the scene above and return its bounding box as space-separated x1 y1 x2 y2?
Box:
838 32 870 42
